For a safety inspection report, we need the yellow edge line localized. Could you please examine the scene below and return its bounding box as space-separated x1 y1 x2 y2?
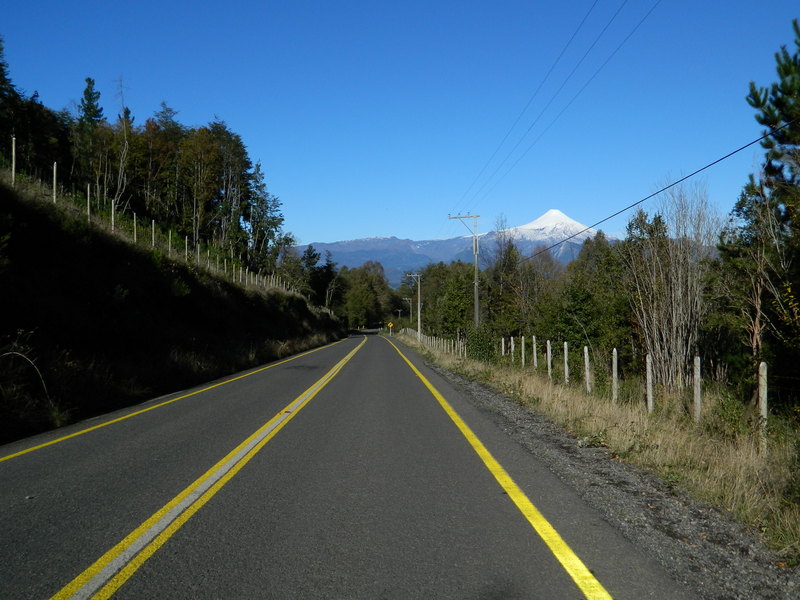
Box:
384 337 612 600
1 339 345 463
52 336 366 600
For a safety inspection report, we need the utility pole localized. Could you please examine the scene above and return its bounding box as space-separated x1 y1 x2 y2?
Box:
406 273 421 341
403 297 413 322
449 213 480 325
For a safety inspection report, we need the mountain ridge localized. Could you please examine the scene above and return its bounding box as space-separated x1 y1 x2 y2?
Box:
297 209 608 287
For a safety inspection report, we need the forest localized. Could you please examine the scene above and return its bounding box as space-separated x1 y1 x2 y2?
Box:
1 20 799 418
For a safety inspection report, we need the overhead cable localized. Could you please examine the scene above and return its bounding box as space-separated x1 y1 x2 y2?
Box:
450 0 601 216
478 0 662 206
521 116 800 264
465 0 634 211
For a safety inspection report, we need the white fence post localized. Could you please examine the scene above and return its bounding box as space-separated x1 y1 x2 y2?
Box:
521 335 526 368
152 220 155 248
693 356 701 423
759 362 768 454
52 162 57 203
133 213 137 243
511 336 515 363
564 341 569 384
501 337 505 357
646 354 654 413
612 348 618 404
547 340 552 380
86 184 91 222
533 336 538 369
11 136 15 187
584 346 591 393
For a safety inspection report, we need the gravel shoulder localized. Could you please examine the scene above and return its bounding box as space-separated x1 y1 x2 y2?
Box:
427 361 800 600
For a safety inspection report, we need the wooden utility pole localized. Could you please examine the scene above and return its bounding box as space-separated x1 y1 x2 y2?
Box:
406 273 422 341
448 214 480 325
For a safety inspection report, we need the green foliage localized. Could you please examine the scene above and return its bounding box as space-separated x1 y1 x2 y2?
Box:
466 324 497 363
336 261 395 328
557 232 631 356
417 261 473 336
703 391 756 440
0 183 343 444
0 47 288 278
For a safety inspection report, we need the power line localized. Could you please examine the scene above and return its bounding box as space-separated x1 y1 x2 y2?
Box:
463 0 635 212
476 0 662 207
520 116 800 264
450 0 602 217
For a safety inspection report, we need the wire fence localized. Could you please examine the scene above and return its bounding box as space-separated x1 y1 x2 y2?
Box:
1 166 306 300
398 327 770 451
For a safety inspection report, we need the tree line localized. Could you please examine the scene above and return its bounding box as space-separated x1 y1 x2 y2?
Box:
0 38 289 276
2 21 799 415
397 20 800 414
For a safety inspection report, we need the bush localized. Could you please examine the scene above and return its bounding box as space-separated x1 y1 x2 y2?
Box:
466 324 497 363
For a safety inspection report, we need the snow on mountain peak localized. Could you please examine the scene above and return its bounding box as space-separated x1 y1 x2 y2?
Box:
508 208 596 241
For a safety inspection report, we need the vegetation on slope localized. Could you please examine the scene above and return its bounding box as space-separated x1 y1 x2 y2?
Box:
0 181 343 444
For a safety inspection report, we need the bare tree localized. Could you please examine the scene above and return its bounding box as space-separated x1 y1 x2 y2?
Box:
719 177 791 373
621 181 721 390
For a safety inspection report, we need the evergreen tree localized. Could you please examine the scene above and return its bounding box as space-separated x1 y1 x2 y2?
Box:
0 36 20 157
73 77 105 182
746 19 800 234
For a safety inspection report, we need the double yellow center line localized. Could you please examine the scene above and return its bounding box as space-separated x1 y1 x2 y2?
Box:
52 337 366 600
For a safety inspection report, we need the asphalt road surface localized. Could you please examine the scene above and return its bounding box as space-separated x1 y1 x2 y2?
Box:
0 334 693 599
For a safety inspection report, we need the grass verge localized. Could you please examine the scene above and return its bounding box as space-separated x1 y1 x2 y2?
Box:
398 333 800 561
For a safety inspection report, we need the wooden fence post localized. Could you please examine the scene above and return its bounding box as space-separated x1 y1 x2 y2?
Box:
11 136 15 187
612 348 618 404
584 346 591 393
759 362 768 454
646 354 654 413
693 356 701 423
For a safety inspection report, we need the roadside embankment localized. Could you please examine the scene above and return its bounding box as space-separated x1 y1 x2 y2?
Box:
0 181 344 443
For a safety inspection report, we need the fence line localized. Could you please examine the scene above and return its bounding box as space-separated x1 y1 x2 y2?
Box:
397 328 769 448
1 166 305 299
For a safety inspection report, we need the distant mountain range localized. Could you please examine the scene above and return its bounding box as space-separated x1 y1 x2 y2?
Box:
297 209 608 287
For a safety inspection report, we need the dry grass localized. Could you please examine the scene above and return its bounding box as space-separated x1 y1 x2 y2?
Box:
399 333 800 559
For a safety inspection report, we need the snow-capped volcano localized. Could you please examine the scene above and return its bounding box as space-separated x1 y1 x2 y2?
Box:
503 209 597 242
296 209 609 287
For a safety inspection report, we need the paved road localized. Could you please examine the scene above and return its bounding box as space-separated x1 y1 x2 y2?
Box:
0 334 692 599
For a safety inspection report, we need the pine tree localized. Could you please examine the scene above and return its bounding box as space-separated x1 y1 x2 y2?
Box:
0 36 20 159
745 19 800 350
747 19 800 234
73 77 105 182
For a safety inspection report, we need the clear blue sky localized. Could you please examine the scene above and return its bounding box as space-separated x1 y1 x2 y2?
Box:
4 1 798 243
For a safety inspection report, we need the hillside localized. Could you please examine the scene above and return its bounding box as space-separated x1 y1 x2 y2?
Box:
0 181 344 444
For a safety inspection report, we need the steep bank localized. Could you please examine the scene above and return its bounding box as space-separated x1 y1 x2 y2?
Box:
0 182 344 443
